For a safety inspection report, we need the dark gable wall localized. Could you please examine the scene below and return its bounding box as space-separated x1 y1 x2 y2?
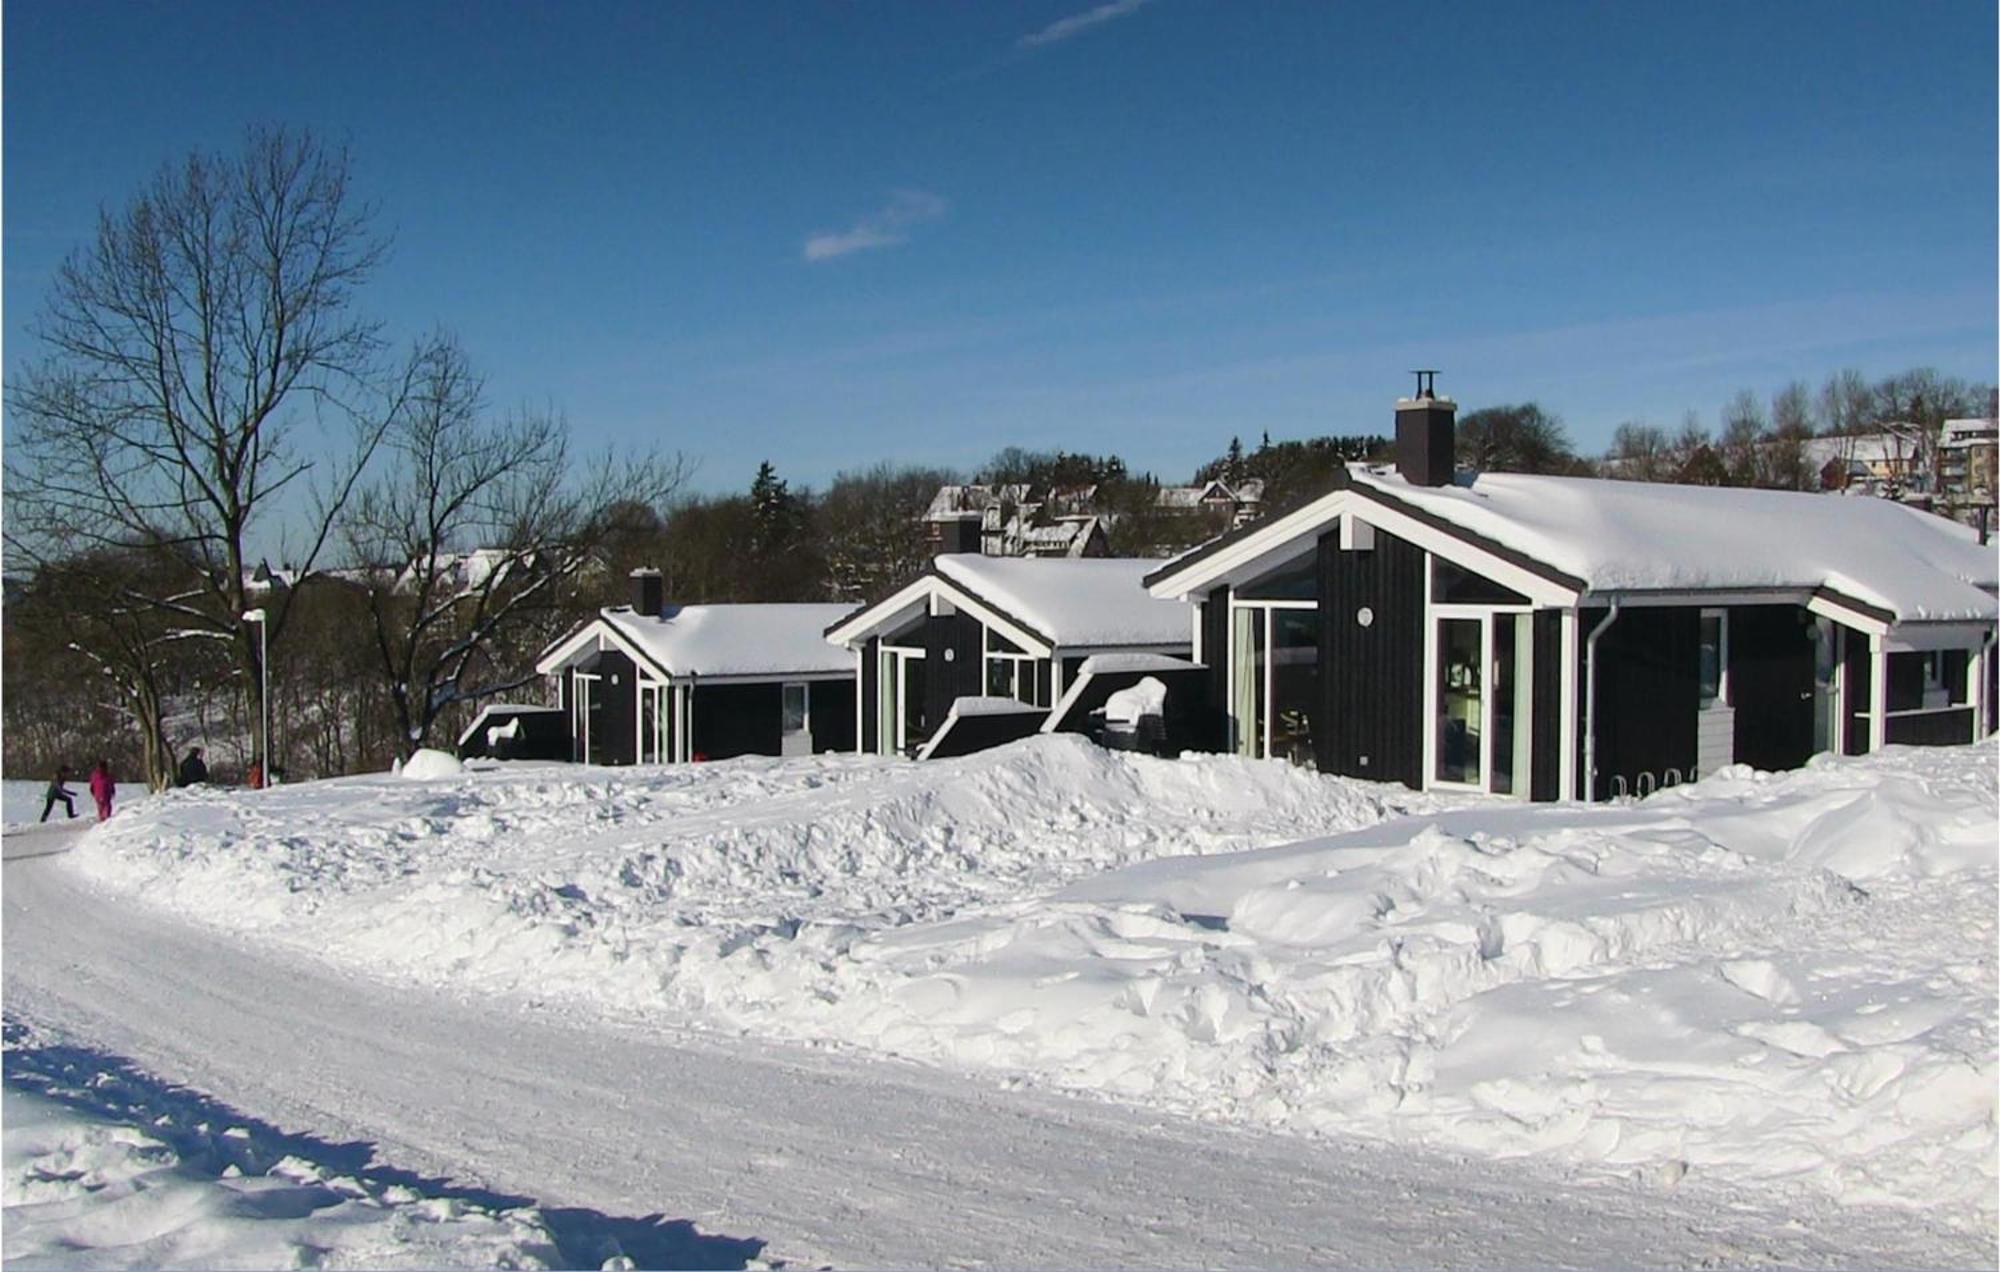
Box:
1317 525 1425 788
809 680 856 755
1589 607 1699 799
1728 606 1816 771
577 649 638 766
921 609 984 736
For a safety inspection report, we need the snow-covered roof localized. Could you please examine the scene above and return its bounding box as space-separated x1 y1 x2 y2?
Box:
549 604 857 680
1351 468 1998 623
934 555 1191 647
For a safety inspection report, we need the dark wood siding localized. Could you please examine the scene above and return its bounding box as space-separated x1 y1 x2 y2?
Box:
580 650 638 766
1886 709 1975 746
860 638 879 753
1844 635 1872 756
1195 589 1232 753
809 679 856 755
458 707 569 761
1588 607 1698 799
1318 526 1425 788
1530 610 1563 801
921 610 983 740
691 682 781 760
1728 606 1816 772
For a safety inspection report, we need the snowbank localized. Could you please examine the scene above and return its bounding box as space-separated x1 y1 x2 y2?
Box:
3 1024 564 1269
398 749 464 780
64 737 1998 1225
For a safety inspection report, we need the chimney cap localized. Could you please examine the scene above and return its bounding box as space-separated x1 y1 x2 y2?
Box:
1396 395 1457 410
628 566 662 578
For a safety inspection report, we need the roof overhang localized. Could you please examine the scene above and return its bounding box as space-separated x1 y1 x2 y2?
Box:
824 569 1055 657
1147 480 1583 608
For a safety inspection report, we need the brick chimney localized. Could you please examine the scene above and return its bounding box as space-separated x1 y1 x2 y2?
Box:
1395 371 1457 487
629 567 663 617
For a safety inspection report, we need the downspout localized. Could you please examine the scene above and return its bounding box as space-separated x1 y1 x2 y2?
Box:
1582 602 1622 803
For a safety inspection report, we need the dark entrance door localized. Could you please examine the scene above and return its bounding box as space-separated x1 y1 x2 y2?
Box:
1729 606 1816 771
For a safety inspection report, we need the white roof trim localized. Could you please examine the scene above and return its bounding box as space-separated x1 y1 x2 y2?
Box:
826 573 1054 659
1149 485 1579 608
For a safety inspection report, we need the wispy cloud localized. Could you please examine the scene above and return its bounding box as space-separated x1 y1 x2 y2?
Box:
1017 0 1153 49
803 190 949 263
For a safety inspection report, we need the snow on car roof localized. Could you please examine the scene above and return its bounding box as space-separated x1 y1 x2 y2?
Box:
1353 468 1999 623
603 604 858 678
934 555 1191 647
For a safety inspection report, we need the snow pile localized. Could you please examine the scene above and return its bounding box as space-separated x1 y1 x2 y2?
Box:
64 737 1998 1224
1102 676 1167 725
398 749 464 780
3 1025 564 1270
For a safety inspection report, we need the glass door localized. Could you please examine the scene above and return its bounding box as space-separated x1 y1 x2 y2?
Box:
781 682 811 757
1432 609 1531 793
1231 607 1265 756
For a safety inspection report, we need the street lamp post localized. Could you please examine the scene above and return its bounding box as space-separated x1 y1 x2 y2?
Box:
241 608 269 787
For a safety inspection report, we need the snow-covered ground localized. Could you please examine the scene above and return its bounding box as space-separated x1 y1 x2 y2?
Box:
54 736 1998 1242
3 779 152 830
3 1022 570 1269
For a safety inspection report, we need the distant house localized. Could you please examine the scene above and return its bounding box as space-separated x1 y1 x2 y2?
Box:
824 555 1195 758
535 570 856 764
1147 383 1998 801
922 479 1263 558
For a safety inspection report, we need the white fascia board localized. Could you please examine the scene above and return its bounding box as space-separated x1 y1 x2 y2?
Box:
1590 587 1815 609
1807 593 1892 637
824 574 1054 658
1354 500 1577 607
535 614 676 682
1148 486 1578 609
824 582 930 648
1146 488 1353 599
937 581 1054 658
1881 620 1998 653
689 670 856 685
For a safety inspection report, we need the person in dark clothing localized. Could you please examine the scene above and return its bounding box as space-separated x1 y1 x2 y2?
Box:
177 746 209 787
39 767 76 822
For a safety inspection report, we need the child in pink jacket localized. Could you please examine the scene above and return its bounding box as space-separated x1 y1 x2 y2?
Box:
88 759 116 821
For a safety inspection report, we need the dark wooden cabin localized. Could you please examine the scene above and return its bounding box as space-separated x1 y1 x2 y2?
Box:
535 571 856 765
1146 383 1999 801
824 555 1196 758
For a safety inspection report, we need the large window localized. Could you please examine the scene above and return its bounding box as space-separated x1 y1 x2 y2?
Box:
1435 618 1483 785
1697 610 1729 709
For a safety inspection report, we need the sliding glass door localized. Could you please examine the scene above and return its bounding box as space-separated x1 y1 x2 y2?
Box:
1231 603 1320 763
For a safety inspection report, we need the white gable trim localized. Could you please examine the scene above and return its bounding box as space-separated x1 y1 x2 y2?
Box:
535 614 677 682
1149 486 1579 608
825 572 1054 658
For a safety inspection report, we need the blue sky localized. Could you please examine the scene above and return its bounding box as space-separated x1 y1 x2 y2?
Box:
7 1 1995 497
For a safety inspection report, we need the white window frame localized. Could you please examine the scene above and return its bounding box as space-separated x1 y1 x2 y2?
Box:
570 671 601 764
1421 554 1535 797
1698 608 1731 710
636 675 669 765
1226 596 1315 759
878 642 926 756
982 626 1042 707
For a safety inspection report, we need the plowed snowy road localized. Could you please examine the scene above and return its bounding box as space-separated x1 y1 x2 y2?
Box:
4 836 1983 1269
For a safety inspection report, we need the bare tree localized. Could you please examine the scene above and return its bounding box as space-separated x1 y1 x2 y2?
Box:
4 127 400 774
1606 421 1672 481
819 462 959 602
340 335 687 756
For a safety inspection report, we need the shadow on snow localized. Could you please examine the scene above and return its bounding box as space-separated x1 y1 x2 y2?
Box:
2 1021 770 1270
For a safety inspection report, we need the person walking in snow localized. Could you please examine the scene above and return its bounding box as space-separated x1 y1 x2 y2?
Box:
177 746 209 787
39 766 76 822
87 759 116 822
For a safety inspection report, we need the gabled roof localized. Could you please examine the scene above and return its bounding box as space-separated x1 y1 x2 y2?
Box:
1149 465 1999 628
826 556 1192 652
538 603 856 681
